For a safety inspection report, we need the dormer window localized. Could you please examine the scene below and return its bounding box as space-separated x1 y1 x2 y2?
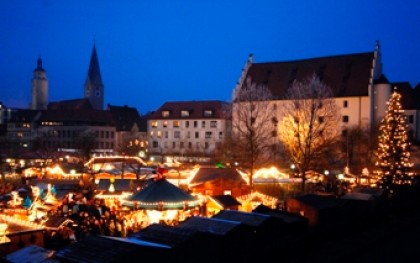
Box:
181 110 190 117
204 110 213 117
162 110 170 118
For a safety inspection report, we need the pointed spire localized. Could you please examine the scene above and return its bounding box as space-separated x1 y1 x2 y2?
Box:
37 56 43 69
35 56 45 72
87 43 103 83
84 42 104 110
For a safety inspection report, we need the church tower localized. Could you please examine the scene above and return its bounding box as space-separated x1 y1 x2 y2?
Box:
84 43 104 110
31 57 48 110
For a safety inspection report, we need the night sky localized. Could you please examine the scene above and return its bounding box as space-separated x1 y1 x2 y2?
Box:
1 0 419 114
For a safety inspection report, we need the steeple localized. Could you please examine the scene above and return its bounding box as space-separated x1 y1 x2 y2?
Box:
31 56 48 110
84 43 104 110
36 56 45 71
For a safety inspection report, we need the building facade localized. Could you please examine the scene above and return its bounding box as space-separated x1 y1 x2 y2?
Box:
147 100 230 164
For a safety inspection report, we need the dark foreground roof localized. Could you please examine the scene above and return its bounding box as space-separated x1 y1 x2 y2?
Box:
212 209 271 228
54 235 168 262
129 223 198 248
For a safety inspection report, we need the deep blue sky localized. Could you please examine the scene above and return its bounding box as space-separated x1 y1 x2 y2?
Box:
1 0 419 114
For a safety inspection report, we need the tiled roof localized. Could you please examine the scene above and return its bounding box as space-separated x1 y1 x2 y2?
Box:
149 100 229 120
189 168 247 185
243 52 375 98
393 82 417 109
48 98 93 110
38 109 113 123
107 104 142 131
8 109 41 122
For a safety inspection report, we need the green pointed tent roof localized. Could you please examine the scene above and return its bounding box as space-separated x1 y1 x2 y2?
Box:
123 177 200 210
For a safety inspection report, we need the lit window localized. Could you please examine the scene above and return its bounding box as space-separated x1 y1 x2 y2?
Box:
173 121 180 128
162 111 170 117
163 121 168 128
151 121 158 128
181 110 190 117
204 110 213 117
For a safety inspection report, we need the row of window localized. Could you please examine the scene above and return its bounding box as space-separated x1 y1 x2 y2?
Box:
150 130 223 140
36 140 114 150
151 120 218 129
340 114 414 124
152 140 211 150
161 110 215 118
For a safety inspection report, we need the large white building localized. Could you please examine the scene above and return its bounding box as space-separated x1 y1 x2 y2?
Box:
233 42 420 141
147 100 230 164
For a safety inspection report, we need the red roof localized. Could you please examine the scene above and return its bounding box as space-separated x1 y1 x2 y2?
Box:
243 52 375 98
149 100 229 120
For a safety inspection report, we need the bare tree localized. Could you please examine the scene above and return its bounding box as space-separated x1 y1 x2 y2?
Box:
76 130 96 162
232 79 276 189
278 74 340 193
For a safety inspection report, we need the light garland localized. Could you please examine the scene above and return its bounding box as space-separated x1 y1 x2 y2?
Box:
375 91 414 187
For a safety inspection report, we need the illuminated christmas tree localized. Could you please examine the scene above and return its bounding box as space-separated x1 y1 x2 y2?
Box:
375 90 413 192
